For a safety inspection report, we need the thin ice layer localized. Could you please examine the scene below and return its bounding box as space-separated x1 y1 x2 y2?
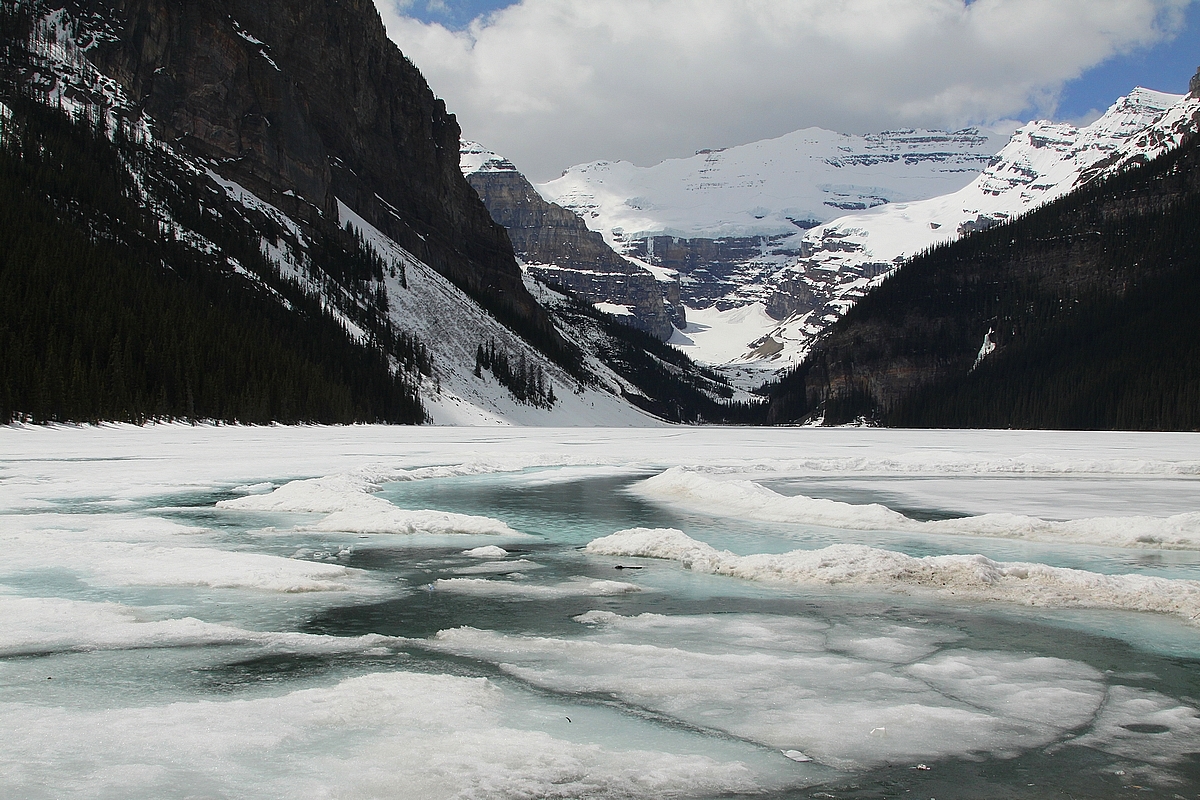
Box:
585 528 1200 623
0 595 397 658
1069 685 1200 765
0 534 374 594
0 671 758 800
429 613 1105 770
454 559 542 575
632 467 1200 549
434 577 641 599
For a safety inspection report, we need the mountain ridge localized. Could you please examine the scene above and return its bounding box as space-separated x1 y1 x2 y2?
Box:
83 0 559 351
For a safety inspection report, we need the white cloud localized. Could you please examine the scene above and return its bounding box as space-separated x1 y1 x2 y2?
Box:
374 0 1192 180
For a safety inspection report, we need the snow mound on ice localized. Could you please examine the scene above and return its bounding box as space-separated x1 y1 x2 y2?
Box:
463 545 509 558
633 467 1200 549
308 507 520 537
219 474 521 536
585 528 1200 623
218 473 379 513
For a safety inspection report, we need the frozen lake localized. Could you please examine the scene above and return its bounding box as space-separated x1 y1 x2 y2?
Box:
2 425 1200 798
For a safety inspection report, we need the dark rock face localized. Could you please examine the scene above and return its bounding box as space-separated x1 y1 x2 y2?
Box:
1191 66 1200 99
84 0 554 341
628 235 773 309
465 160 676 339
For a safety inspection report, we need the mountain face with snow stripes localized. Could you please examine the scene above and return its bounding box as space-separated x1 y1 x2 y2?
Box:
538 127 1007 243
787 87 1199 301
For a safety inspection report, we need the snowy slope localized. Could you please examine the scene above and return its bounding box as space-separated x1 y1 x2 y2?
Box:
460 139 518 175
538 127 1006 247
712 88 1200 378
336 202 662 427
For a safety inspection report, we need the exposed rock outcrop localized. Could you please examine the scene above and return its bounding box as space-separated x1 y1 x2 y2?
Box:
462 142 678 340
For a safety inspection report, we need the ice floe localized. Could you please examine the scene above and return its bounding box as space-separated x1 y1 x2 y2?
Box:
428 616 1107 770
454 559 543 575
632 467 1200 549
586 528 1200 623
220 473 522 537
0 671 759 799
0 533 374 594
0 595 397 658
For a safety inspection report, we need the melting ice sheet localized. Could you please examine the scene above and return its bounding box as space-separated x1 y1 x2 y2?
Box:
3 425 1200 798
428 612 1110 771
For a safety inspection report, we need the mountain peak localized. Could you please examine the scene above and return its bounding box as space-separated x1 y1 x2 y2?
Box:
1191 66 1200 99
461 140 519 175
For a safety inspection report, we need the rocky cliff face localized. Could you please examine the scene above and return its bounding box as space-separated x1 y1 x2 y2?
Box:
461 141 678 340
82 0 554 344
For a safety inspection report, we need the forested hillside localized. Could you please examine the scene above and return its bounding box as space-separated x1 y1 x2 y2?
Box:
766 134 1200 430
0 94 428 425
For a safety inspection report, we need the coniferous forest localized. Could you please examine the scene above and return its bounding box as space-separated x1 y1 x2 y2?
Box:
767 133 1200 430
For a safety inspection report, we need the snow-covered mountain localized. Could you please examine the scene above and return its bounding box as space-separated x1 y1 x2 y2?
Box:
764 111 1200 429
788 87 1198 296
539 127 1007 244
538 86 1200 388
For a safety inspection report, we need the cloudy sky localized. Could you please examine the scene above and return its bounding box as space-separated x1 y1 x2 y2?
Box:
375 0 1200 181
